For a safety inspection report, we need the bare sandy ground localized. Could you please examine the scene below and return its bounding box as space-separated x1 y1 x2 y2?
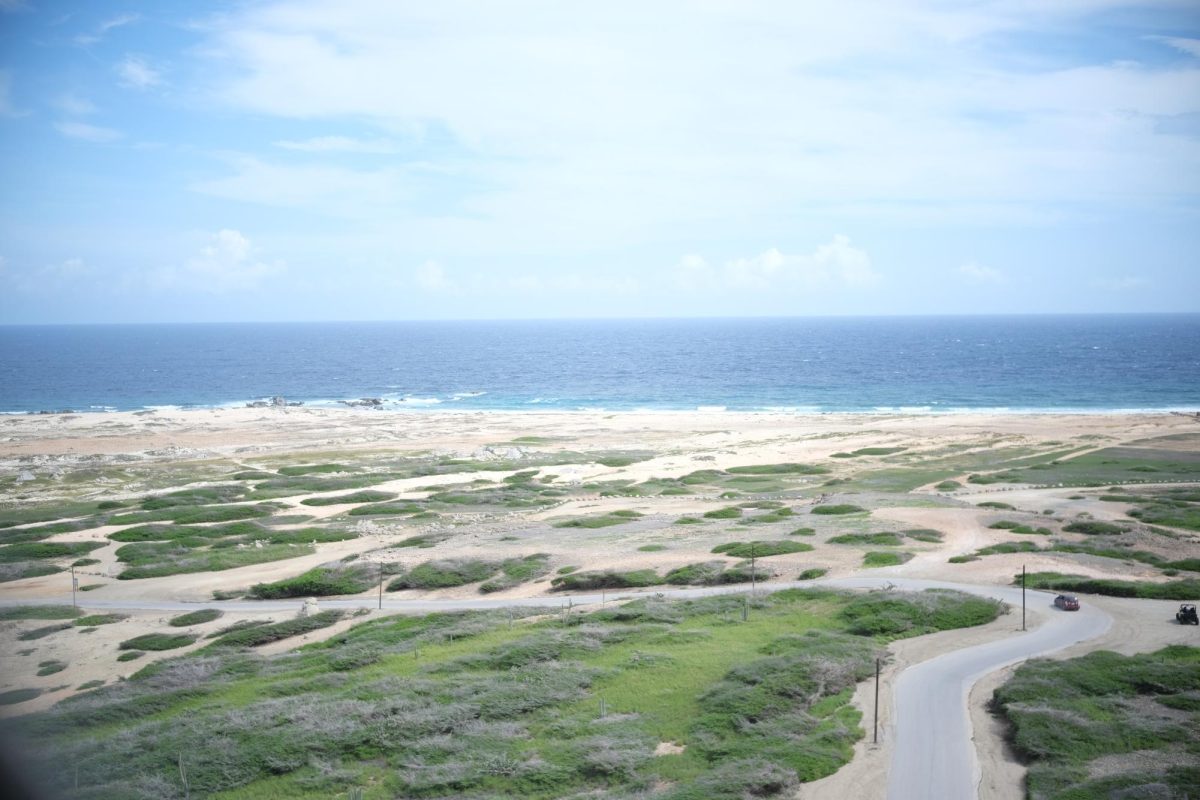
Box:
2 408 1198 796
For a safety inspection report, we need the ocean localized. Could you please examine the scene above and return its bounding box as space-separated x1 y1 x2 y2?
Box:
1 315 1197 414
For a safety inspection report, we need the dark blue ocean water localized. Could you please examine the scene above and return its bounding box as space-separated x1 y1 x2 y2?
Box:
0 316 1197 413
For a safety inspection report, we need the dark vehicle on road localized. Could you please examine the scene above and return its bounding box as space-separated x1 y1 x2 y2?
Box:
1178 604 1199 625
1054 594 1080 611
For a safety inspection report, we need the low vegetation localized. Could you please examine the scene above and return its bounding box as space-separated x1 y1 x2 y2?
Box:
811 504 866 515
1016 572 1200 600
168 609 223 627
993 646 1200 799
250 563 377 599
552 510 643 528
862 551 913 568
300 490 397 506
3 587 1002 799
712 540 814 558
118 633 197 651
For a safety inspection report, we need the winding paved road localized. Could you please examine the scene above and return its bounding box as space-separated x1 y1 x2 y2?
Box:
1 576 1112 799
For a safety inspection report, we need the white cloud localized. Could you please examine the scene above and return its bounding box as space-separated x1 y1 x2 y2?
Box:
192 156 410 215
958 262 1006 284
0 70 23 117
76 13 140 45
153 230 284 292
116 55 163 90
53 93 96 115
1147 36 1200 59
700 236 883 292
54 121 123 142
274 136 401 154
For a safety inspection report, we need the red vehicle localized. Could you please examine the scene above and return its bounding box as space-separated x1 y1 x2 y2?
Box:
1054 594 1080 611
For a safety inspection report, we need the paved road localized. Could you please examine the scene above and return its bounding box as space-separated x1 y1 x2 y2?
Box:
832 577 1112 800
2 576 1112 799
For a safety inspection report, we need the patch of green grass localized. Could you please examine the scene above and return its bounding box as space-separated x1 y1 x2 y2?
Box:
994 646 1200 800
637 544 668 552
811 504 866 515
675 516 706 525
1018 572 1200 600
77 680 105 691
827 532 903 547
988 520 1050 535
904 528 944 543
300 490 398 506
115 541 317 580
788 527 816 536
977 501 1015 510
250 564 376 599
139 485 250 510
74 614 126 626
557 565 579 575
833 447 907 458
0 688 42 705
118 633 197 651
346 502 423 516
798 568 828 580
862 551 913 568
0 563 64 583
712 540 814 558
0 605 82 621
553 510 644 528
935 480 962 491
168 609 223 627
115 651 143 662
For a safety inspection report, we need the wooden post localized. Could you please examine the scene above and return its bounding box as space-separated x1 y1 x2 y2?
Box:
873 657 881 744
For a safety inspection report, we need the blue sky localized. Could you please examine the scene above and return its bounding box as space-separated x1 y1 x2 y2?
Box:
0 0 1197 323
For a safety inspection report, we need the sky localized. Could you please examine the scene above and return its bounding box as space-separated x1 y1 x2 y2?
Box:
0 0 1198 323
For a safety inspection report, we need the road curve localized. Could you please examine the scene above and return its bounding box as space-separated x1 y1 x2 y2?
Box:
831 576 1112 800
1 576 1112 799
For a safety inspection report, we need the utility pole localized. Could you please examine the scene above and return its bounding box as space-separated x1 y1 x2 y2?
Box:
750 542 757 598
1021 564 1026 631
873 657 881 744
377 562 383 610
70 566 77 609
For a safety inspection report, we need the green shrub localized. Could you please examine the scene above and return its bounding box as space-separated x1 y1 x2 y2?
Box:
250 564 375 599
0 688 42 705
0 605 82 621
828 532 903 547
479 554 551 593
74 614 126 626
18 623 73 640
204 610 344 648
811 504 866 515
168 609 223 627
550 569 660 591
797 568 828 580
862 551 912 568
703 506 743 520
389 559 498 590
841 589 1004 637
977 501 1015 510
935 481 961 491
1062 521 1127 536
725 463 829 475
277 463 355 476
118 633 196 651
346 502 423 516
665 561 761 586
301 490 397 506
637 544 667 552
0 541 105 563
115 651 143 662
674 516 706 525
552 511 644 528
904 529 944 543
788 527 816 536
712 540 813 558
36 660 67 676
1016 572 1200 600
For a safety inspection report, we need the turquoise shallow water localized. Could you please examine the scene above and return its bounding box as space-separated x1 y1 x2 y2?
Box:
0 315 1197 413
